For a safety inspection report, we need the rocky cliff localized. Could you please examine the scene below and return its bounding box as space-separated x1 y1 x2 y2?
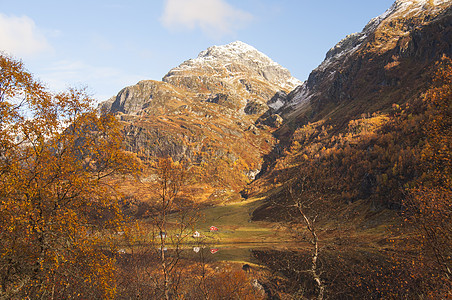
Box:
101 0 451 204
247 0 452 221
100 41 300 196
274 0 452 132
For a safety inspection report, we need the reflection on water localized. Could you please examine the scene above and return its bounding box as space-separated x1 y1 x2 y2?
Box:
122 242 306 265
179 242 304 264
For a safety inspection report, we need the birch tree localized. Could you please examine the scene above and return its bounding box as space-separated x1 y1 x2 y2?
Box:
0 53 138 299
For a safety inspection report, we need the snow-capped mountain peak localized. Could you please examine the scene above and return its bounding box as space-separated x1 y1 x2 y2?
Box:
164 41 302 90
183 41 283 69
198 41 260 58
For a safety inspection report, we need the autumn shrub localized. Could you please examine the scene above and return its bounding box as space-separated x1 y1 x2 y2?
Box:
0 53 138 299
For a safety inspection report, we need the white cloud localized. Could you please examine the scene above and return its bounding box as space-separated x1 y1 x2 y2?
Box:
0 14 52 57
161 0 253 37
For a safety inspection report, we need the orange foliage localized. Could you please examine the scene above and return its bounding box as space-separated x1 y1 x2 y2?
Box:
250 56 452 298
404 56 452 283
0 53 139 298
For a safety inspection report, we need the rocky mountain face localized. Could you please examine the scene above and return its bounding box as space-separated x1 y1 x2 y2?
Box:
100 41 300 196
273 0 452 133
247 0 452 221
102 41 300 116
99 3 451 296
101 0 451 205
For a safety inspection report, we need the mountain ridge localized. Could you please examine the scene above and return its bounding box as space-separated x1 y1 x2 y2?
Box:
99 41 301 201
96 1 452 297
99 0 451 209
102 41 300 116
248 0 451 216
271 0 452 130
163 41 301 90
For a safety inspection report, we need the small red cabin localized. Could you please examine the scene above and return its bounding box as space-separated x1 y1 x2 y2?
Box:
210 226 218 232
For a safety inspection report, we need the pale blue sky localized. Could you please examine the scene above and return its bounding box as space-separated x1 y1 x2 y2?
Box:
1 0 394 102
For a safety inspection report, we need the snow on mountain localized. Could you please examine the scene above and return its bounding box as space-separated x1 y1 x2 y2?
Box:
98 41 300 195
195 41 280 67
390 0 451 17
275 0 452 113
103 40 303 119
316 0 450 75
164 41 302 90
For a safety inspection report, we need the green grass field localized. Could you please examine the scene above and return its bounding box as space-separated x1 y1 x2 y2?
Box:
192 197 292 245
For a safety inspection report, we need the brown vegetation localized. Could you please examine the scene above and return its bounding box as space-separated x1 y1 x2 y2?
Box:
249 56 452 299
0 53 139 298
1 18 450 297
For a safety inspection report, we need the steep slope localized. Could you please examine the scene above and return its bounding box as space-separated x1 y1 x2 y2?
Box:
248 0 452 217
100 41 300 199
246 3 451 296
274 0 451 132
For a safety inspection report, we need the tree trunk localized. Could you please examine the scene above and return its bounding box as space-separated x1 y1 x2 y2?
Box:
297 204 325 300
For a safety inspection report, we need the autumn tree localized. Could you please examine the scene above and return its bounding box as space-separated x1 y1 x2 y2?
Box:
0 53 138 299
404 56 452 287
131 157 199 299
286 176 329 300
263 159 336 299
